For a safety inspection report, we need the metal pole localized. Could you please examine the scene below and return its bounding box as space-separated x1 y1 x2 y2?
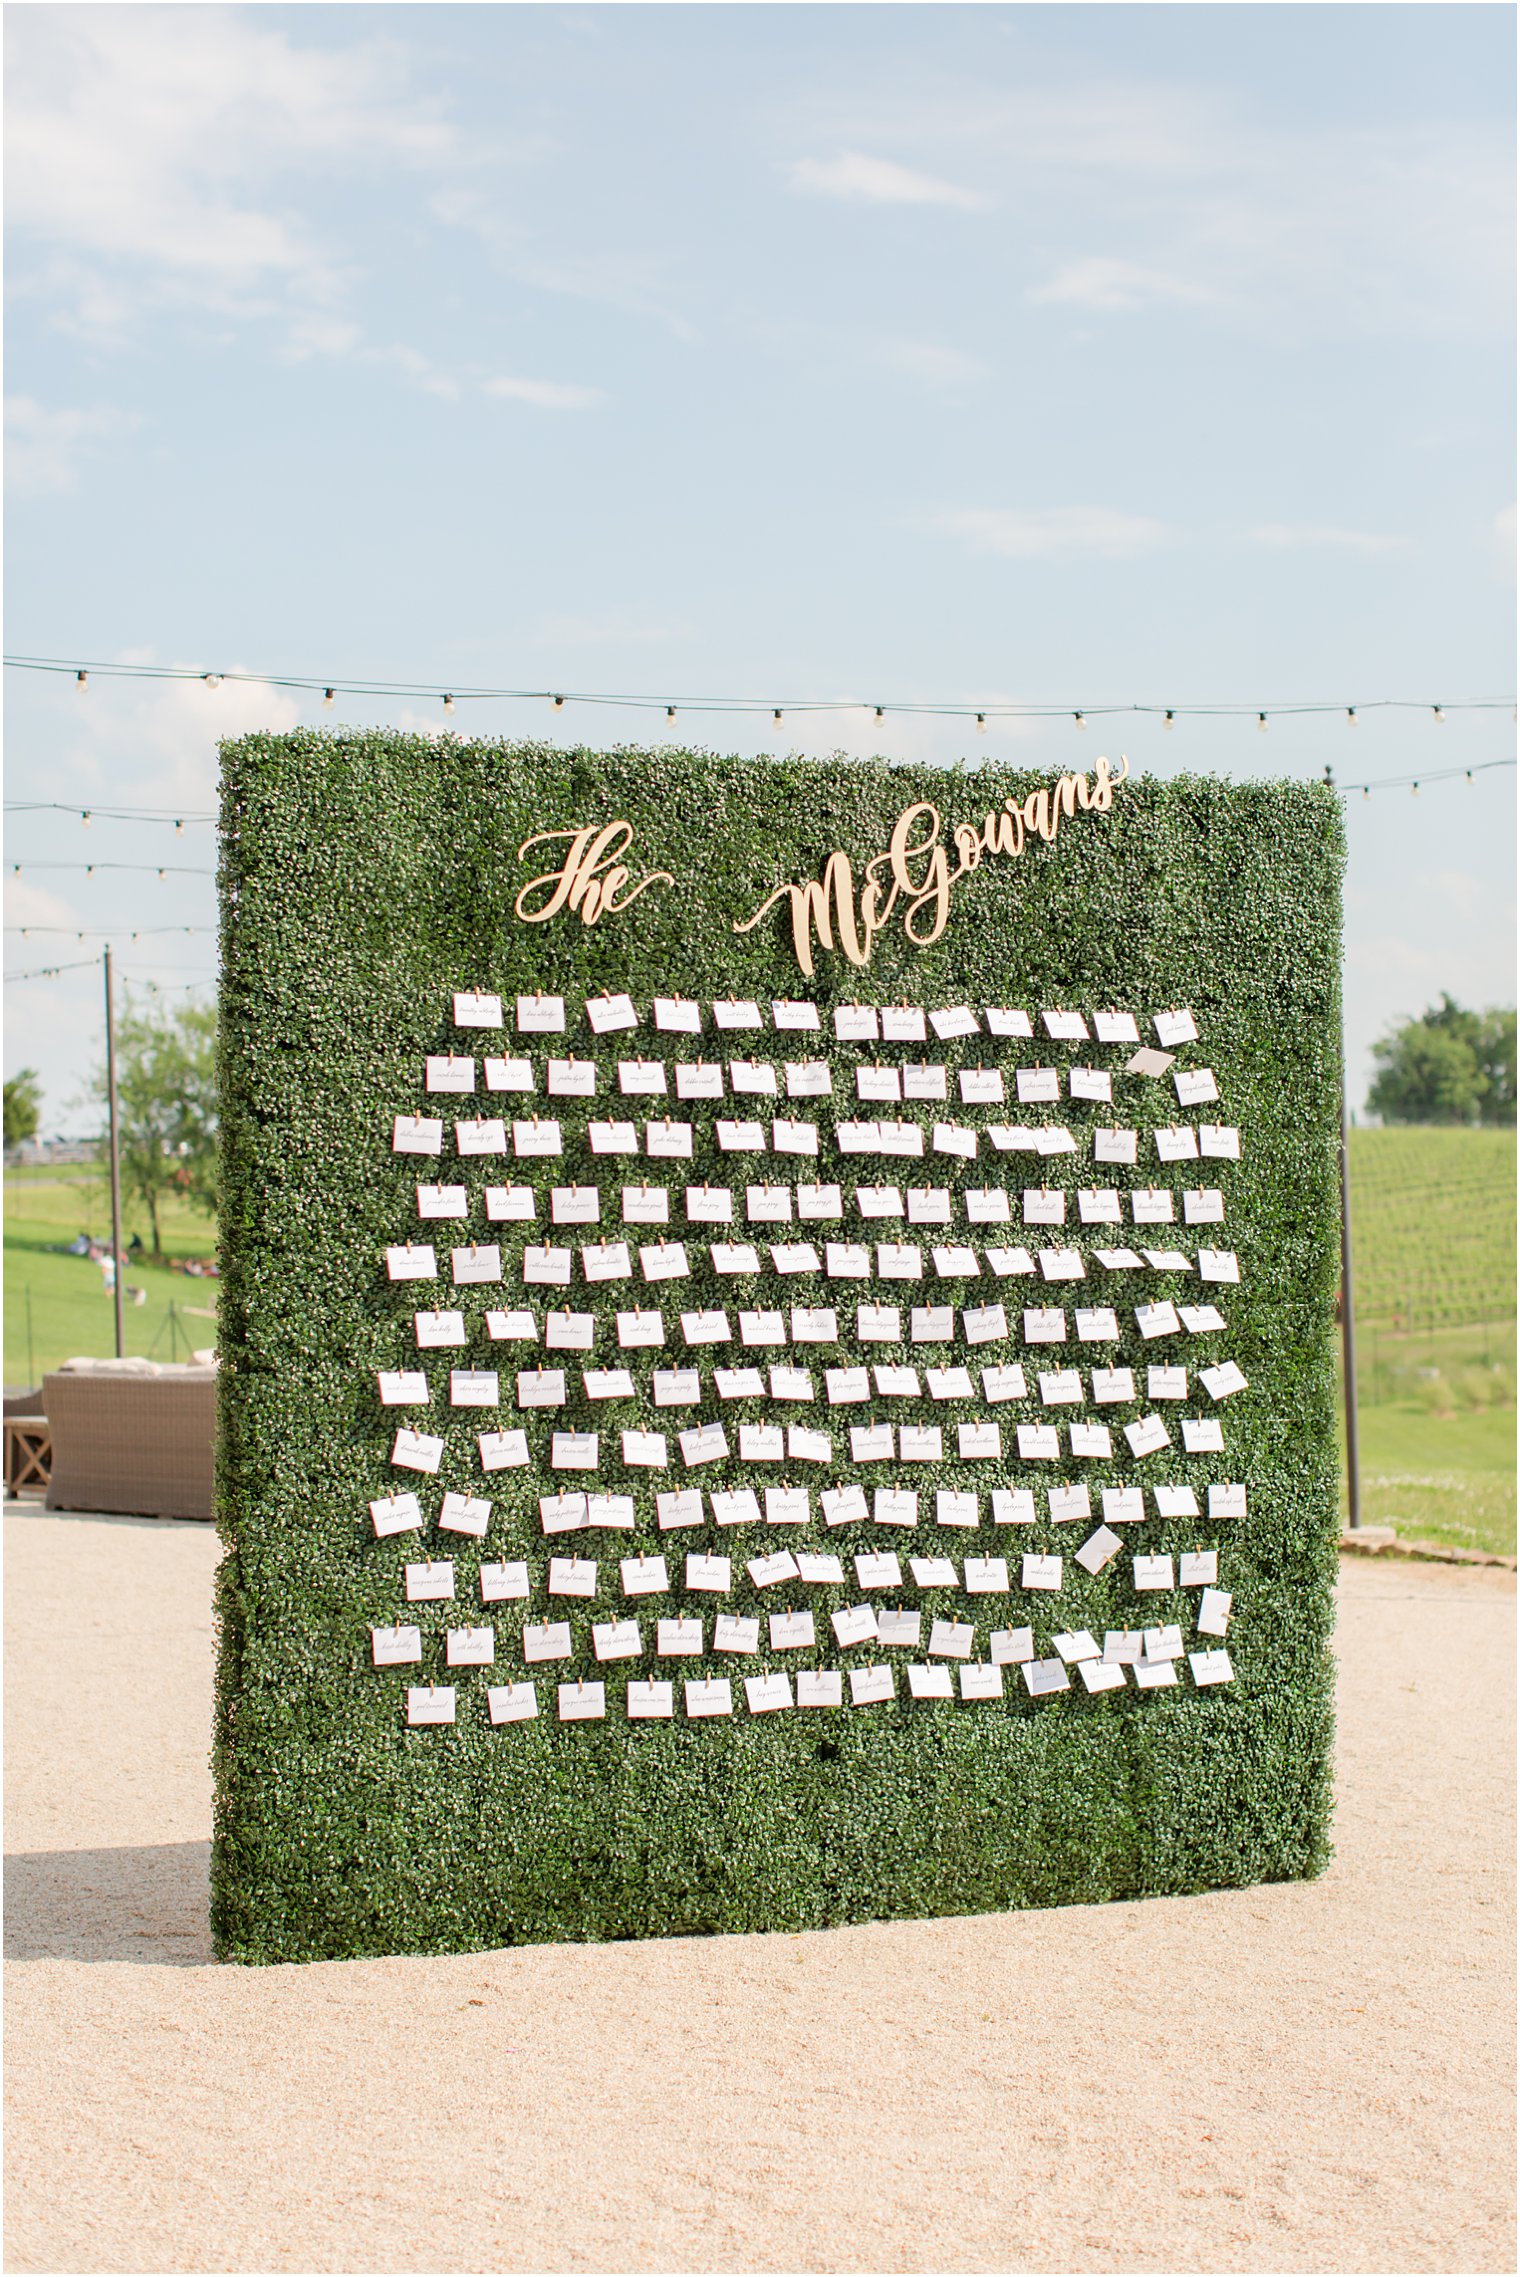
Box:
104 948 125 1361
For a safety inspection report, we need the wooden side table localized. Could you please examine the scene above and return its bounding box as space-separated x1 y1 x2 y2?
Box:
4 1416 52 1495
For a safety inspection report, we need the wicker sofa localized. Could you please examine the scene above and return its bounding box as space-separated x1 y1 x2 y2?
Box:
43 1358 217 1521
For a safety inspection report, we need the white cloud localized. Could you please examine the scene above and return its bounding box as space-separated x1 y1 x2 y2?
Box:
931 506 1173 561
1251 524 1408 554
4 396 142 495
5 8 453 336
1028 258 1213 312
786 152 988 211
878 340 988 388
482 376 605 411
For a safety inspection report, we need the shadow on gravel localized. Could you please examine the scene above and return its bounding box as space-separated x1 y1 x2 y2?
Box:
5 1840 214 1965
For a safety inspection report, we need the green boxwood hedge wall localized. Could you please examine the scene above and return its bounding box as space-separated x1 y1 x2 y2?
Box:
212 733 1344 1965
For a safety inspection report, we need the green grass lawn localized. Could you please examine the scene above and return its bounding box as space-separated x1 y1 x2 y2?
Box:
4 1164 217 1384
7 1130 1512 1554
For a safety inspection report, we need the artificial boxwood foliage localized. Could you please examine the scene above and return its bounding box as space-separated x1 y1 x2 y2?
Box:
212 734 1344 1965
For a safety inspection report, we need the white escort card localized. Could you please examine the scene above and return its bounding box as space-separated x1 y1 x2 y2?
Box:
731 1060 778 1097
453 990 503 1029
985 1007 1033 1037
514 1119 563 1158
796 1670 844 1708
559 1682 607 1722
446 1626 495 1668
766 1486 811 1526
880 1005 928 1042
550 1431 598 1471
587 992 638 1035
426 1055 475 1095
457 1120 509 1156
933 1244 979 1278
821 1483 870 1526
1023 1658 1069 1697
486 1310 538 1345
1093 1010 1140 1043
621 1428 668 1467
1093 1127 1138 1165
647 1119 695 1158
680 1309 729 1346
619 1060 667 1097
1048 1483 1091 1524
1209 1482 1248 1518
1148 1365 1188 1401
1179 1550 1218 1586
1075 1523 1125 1577
1182 1418 1226 1453
985 1247 1037 1277
415 1310 467 1348
487 1682 539 1725
1076 1191 1121 1226
372 1625 422 1667
1042 1009 1088 1041
1069 1422 1112 1457
675 1062 724 1101
548 1556 598 1598
1125 1413 1172 1457
858 1065 901 1102
930 1005 979 1039
627 1681 675 1720
1039 1368 1083 1406
1174 1067 1219 1106
875 1488 919 1527
592 1619 642 1662
523 1620 572 1662
654 996 702 1034
959 1068 1005 1105
932 1123 978 1162
797 1183 843 1219
583 1121 635 1159
902 1064 948 1102
980 1364 1027 1404
517 1368 566 1409
641 1242 690 1284
715 1119 764 1152
484 1058 535 1094
378 1370 429 1406
1069 1067 1113 1103
937 1489 978 1527
928 1617 973 1659
957 1422 1000 1460
712 1242 760 1276
909 1306 953 1344
547 1060 597 1099
907 1188 952 1224
1039 1248 1085 1282
1016 1067 1061 1104
658 1616 703 1655
484 1187 537 1227
418 1185 467 1220
407 1687 456 1726
850 1666 896 1705
792 1305 839 1342
834 1003 879 1041
453 1244 502 1285
544 1311 595 1350
479 1561 530 1602
394 1115 444 1156
1200 1360 1248 1401
963 1556 1008 1593
371 1491 423 1538
1024 1307 1067 1344
657 1490 704 1530
772 1000 821 1031
1183 1188 1225 1224
1134 1555 1175 1591
874 1363 920 1397
679 1422 729 1467
387 1243 437 1282
1153 1008 1199 1047
770 1609 815 1650
1075 1307 1120 1343
450 1370 499 1408
1198 1123 1241 1162
1135 1301 1181 1339
1017 1424 1060 1460
740 1310 788 1348
405 1560 455 1601
714 999 762 1030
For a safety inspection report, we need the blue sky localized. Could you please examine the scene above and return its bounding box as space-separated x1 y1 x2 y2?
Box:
5 2 1514 1129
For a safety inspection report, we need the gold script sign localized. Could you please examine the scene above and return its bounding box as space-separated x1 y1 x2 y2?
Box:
734 757 1129 975
514 822 674 927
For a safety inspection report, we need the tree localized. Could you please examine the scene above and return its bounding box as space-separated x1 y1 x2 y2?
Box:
94 998 218 1258
4 1068 42 1149
1367 994 1517 1126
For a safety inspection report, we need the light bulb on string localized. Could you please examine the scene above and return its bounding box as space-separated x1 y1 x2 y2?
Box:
1411 782 1418 797
975 713 987 735
551 695 565 711
772 709 784 728
1433 706 1444 723
175 819 184 834
873 706 885 722
1346 708 1357 726
75 670 88 689
322 688 335 709
1257 713 1268 732
665 705 677 724
81 810 91 827
203 674 222 689
442 694 455 715
1163 710 1175 729
1073 711 1086 730
1465 770 1474 784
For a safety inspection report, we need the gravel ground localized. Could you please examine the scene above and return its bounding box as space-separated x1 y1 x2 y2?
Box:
4 1508 1513 2276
